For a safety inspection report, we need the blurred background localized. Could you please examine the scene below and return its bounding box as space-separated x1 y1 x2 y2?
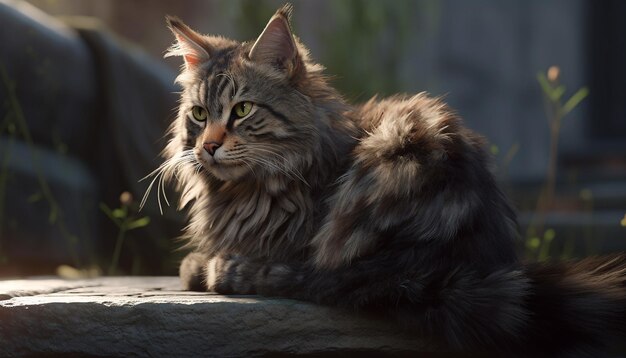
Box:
0 0 624 277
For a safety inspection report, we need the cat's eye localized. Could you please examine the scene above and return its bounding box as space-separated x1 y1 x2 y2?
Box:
232 101 253 119
191 106 208 121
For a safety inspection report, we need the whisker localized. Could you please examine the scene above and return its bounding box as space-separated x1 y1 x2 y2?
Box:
239 144 310 186
140 171 161 211
245 156 309 187
139 149 197 213
252 157 300 182
241 159 257 179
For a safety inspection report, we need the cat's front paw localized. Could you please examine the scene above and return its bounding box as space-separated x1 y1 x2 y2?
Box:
180 252 209 291
205 254 260 295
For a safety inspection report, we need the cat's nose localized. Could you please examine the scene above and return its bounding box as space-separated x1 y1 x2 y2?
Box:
203 141 222 156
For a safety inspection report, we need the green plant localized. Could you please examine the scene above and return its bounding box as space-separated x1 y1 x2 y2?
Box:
525 66 589 260
0 61 82 267
490 142 520 183
100 191 151 275
323 0 429 99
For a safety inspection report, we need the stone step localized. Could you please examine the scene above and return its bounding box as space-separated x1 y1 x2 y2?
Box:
0 277 434 357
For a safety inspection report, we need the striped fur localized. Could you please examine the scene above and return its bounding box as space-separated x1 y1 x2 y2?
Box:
146 5 626 356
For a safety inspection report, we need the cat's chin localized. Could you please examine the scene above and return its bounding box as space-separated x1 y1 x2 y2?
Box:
204 162 249 182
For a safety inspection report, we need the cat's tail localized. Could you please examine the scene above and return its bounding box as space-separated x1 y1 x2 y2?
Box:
519 254 626 356
397 254 626 356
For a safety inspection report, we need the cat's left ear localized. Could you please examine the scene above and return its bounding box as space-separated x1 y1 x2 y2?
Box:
165 16 212 70
249 4 302 77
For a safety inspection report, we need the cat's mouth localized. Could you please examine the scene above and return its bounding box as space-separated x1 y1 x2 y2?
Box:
195 149 233 168
195 149 249 181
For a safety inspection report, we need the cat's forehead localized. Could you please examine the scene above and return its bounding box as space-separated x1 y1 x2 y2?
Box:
199 45 240 78
191 43 264 89
188 42 278 100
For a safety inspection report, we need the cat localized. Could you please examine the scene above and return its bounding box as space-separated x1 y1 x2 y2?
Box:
145 4 626 357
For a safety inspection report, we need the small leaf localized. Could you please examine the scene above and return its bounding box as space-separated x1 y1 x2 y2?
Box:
543 229 556 241
537 73 552 97
127 216 151 230
620 214 626 227
548 85 566 102
48 208 57 224
526 237 541 250
27 191 43 203
562 87 589 116
99 203 113 216
112 208 126 219
490 145 499 155
99 203 121 227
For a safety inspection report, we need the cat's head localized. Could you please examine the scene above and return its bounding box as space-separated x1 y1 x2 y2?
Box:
165 4 330 184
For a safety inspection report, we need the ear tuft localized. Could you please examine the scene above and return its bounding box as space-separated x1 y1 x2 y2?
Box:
276 3 294 21
249 4 299 76
165 16 211 70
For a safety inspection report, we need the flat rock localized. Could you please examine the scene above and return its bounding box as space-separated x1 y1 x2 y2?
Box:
0 277 432 357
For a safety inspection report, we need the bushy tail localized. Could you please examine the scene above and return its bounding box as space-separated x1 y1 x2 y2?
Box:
401 255 626 357
520 254 626 356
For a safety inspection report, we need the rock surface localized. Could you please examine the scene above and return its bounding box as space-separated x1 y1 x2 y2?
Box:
0 277 430 357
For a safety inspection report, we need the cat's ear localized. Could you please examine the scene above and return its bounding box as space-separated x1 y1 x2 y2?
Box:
165 16 212 70
249 4 301 77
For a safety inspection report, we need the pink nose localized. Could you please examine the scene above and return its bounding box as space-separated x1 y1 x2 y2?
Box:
203 141 221 156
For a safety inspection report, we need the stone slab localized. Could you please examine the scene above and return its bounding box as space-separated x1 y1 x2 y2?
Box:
0 277 432 357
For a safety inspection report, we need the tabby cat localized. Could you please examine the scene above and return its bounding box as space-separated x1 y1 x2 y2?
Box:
145 4 626 356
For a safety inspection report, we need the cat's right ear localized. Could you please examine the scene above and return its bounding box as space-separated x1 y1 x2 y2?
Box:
249 4 301 78
165 16 212 70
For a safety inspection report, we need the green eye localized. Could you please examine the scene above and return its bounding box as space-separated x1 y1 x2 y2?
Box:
233 101 253 118
191 106 208 121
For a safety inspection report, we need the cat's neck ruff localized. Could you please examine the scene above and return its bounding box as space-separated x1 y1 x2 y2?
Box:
185 171 314 261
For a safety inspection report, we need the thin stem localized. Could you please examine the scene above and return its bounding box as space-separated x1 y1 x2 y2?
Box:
108 226 127 276
535 113 561 237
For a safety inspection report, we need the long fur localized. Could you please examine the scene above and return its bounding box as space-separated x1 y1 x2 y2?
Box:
146 5 626 356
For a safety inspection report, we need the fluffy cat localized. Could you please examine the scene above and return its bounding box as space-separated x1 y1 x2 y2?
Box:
145 4 626 356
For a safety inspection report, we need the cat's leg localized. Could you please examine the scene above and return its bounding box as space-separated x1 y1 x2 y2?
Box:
204 254 271 295
183 252 285 295
179 251 210 291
